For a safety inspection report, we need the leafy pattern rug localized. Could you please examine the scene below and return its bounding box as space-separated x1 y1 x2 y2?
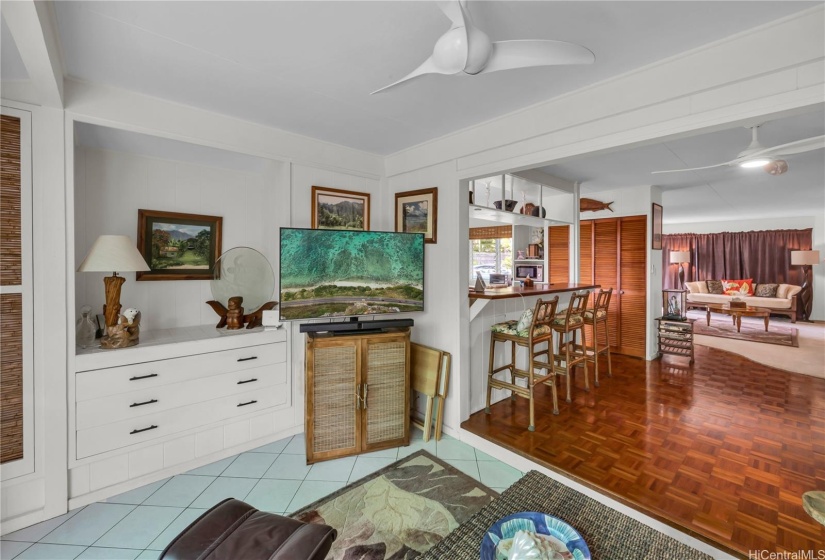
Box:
291 450 498 559
689 310 799 347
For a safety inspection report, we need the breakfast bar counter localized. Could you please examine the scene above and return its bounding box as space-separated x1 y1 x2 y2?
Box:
469 283 600 300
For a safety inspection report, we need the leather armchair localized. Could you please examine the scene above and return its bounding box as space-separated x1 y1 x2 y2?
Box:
160 498 336 560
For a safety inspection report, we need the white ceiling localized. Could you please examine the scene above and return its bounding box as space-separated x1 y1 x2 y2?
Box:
52 1 818 155
536 107 825 223
1 15 29 81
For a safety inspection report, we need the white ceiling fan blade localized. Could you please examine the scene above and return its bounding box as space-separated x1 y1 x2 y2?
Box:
651 161 733 174
747 135 825 158
371 54 457 95
478 40 595 74
437 0 467 29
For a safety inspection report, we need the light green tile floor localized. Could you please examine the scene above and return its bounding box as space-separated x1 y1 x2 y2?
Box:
1 429 522 559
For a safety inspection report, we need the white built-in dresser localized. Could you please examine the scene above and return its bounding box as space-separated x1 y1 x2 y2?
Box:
69 325 293 508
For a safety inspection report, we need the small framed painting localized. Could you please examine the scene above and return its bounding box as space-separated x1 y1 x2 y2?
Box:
395 187 438 244
652 203 663 250
137 209 222 281
311 186 370 230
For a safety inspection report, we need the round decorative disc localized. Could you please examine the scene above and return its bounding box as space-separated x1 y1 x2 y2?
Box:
210 247 275 313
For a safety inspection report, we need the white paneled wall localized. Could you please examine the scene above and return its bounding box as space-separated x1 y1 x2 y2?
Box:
74 146 283 331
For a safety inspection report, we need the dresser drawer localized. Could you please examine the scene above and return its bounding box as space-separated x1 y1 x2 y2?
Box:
76 363 287 430
76 343 285 402
76 385 288 459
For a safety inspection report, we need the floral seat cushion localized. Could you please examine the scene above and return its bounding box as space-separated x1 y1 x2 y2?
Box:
584 308 608 320
490 320 552 338
552 312 583 327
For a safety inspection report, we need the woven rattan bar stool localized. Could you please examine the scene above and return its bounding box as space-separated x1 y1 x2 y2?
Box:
485 297 560 431
583 288 613 387
551 291 590 403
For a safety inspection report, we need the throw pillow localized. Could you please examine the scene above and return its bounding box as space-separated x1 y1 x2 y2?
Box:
754 283 779 298
707 280 724 294
516 309 533 332
722 278 754 296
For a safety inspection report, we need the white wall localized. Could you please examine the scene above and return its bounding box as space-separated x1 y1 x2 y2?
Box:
74 146 283 331
664 215 824 320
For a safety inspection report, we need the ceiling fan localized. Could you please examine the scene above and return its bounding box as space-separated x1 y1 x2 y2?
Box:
652 125 825 176
371 0 595 94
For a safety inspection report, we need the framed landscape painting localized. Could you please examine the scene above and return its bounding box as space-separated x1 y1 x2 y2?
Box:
311 186 370 231
652 203 663 250
395 187 437 244
137 209 222 281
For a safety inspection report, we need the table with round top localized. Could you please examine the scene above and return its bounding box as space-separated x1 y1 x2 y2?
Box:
704 302 770 332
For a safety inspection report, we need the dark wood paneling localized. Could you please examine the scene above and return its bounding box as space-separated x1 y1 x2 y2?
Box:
0 293 23 463
462 348 825 557
548 226 569 284
1 114 21 287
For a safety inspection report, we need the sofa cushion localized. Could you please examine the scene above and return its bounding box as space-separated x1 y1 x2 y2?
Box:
685 281 708 294
686 293 792 310
754 283 779 298
777 284 802 299
722 278 754 296
707 280 724 294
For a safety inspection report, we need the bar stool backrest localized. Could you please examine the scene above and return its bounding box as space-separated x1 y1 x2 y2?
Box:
564 291 590 321
593 288 613 313
531 297 559 339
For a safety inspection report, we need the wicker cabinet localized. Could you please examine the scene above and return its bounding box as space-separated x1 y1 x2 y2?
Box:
305 329 410 463
656 317 696 363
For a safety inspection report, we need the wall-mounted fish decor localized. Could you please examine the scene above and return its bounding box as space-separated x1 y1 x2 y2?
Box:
580 198 614 212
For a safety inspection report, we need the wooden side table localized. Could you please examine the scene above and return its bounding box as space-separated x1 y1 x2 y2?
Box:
656 317 696 363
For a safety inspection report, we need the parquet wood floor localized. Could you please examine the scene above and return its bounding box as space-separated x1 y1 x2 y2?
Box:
462 345 825 558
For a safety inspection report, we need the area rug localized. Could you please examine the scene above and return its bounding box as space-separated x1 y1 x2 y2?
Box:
690 311 799 347
291 450 498 559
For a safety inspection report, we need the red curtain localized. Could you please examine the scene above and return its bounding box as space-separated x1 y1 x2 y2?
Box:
662 229 813 289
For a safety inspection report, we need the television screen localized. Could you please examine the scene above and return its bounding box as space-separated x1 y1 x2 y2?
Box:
279 228 424 321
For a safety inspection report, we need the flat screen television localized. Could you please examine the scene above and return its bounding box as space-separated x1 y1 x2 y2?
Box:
279 228 424 323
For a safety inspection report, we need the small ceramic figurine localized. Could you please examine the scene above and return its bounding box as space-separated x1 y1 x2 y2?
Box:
100 308 141 349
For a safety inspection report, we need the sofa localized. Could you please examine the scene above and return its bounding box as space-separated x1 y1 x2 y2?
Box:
684 280 801 322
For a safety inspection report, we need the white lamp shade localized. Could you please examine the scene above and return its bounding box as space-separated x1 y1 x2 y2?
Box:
670 251 690 264
791 250 820 266
77 235 150 273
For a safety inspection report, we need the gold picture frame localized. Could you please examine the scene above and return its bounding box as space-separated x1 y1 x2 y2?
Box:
311 186 370 230
395 187 437 244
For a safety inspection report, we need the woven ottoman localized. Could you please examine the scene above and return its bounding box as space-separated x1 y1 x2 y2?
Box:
159 498 336 560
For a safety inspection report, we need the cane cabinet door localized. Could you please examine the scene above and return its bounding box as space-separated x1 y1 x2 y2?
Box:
361 334 410 452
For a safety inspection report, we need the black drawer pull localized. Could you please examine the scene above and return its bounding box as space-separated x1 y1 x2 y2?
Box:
237 356 258 362
237 400 258 407
237 378 258 385
130 399 158 408
130 425 158 435
129 373 158 381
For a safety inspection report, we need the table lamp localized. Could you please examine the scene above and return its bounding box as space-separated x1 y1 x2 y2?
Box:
77 235 150 328
791 249 820 322
670 251 691 289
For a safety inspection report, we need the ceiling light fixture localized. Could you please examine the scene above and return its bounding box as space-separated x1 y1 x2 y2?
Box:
739 158 772 168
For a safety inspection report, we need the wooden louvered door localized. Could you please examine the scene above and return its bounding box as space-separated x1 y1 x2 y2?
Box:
593 219 620 350
579 222 593 284
579 216 647 358
548 226 570 284
1 107 33 480
617 216 647 357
